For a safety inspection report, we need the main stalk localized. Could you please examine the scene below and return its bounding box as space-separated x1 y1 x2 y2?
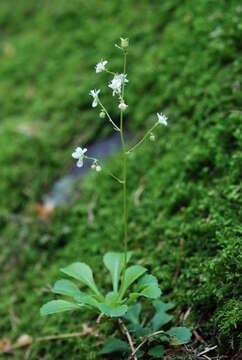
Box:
120 51 128 273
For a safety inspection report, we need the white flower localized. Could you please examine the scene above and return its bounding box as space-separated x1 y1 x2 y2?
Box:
108 74 128 96
119 101 128 111
157 113 168 126
89 89 100 107
72 147 87 167
117 73 128 84
95 60 108 73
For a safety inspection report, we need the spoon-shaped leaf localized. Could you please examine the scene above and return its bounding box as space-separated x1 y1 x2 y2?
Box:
119 265 147 299
98 303 128 317
60 262 100 296
40 300 81 316
74 292 100 309
103 252 132 293
52 279 81 297
138 285 161 299
134 274 161 299
166 327 192 345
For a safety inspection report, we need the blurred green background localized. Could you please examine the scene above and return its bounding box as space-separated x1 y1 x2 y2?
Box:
0 0 241 358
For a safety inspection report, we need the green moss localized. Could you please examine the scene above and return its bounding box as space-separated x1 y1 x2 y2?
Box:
0 0 241 358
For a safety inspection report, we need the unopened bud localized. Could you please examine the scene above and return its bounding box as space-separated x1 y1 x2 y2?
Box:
95 165 102 172
99 110 106 119
120 37 129 49
150 133 155 142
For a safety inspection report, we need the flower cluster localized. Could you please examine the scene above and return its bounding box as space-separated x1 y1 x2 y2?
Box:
72 38 168 171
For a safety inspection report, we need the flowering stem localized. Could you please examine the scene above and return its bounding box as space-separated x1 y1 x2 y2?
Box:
98 100 120 132
85 156 123 183
120 50 128 283
127 122 159 154
104 69 116 76
107 172 124 184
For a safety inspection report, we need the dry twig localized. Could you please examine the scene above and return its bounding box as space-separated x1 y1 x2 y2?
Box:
197 345 217 357
118 318 137 360
193 329 207 345
128 330 165 360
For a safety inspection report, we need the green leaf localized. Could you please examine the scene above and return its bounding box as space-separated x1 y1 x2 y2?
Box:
137 274 159 288
152 311 173 331
99 338 129 355
120 265 147 298
40 300 81 316
103 251 132 293
133 324 151 338
60 262 100 296
148 345 164 357
167 327 192 345
153 300 175 312
98 292 128 317
98 303 128 317
74 292 100 309
152 300 175 331
139 285 161 299
135 274 161 299
52 279 81 297
158 335 169 343
123 303 142 325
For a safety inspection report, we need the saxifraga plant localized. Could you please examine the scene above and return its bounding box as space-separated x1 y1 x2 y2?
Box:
40 38 191 358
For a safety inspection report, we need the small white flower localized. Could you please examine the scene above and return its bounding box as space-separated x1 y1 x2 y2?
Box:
72 147 87 167
119 101 128 111
108 74 128 96
95 60 108 73
89 89 100 107
117 73 128 84
157 113 168 126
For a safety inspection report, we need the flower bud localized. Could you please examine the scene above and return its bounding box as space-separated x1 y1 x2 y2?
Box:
95 165 102 172
99 110 106 119
120 37 129 49
118 101 128 112
150 133 155 142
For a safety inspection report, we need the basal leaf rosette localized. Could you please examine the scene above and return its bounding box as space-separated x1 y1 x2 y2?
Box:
40 252 161 318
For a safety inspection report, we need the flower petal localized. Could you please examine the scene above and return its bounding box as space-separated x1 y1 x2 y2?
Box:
77 159 83 167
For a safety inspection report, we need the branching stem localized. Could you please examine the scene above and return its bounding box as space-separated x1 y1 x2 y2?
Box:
85 156 123 183
127 122 159 154
98 99 120 132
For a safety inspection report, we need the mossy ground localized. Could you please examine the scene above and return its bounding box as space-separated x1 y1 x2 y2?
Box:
0 0 241 358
